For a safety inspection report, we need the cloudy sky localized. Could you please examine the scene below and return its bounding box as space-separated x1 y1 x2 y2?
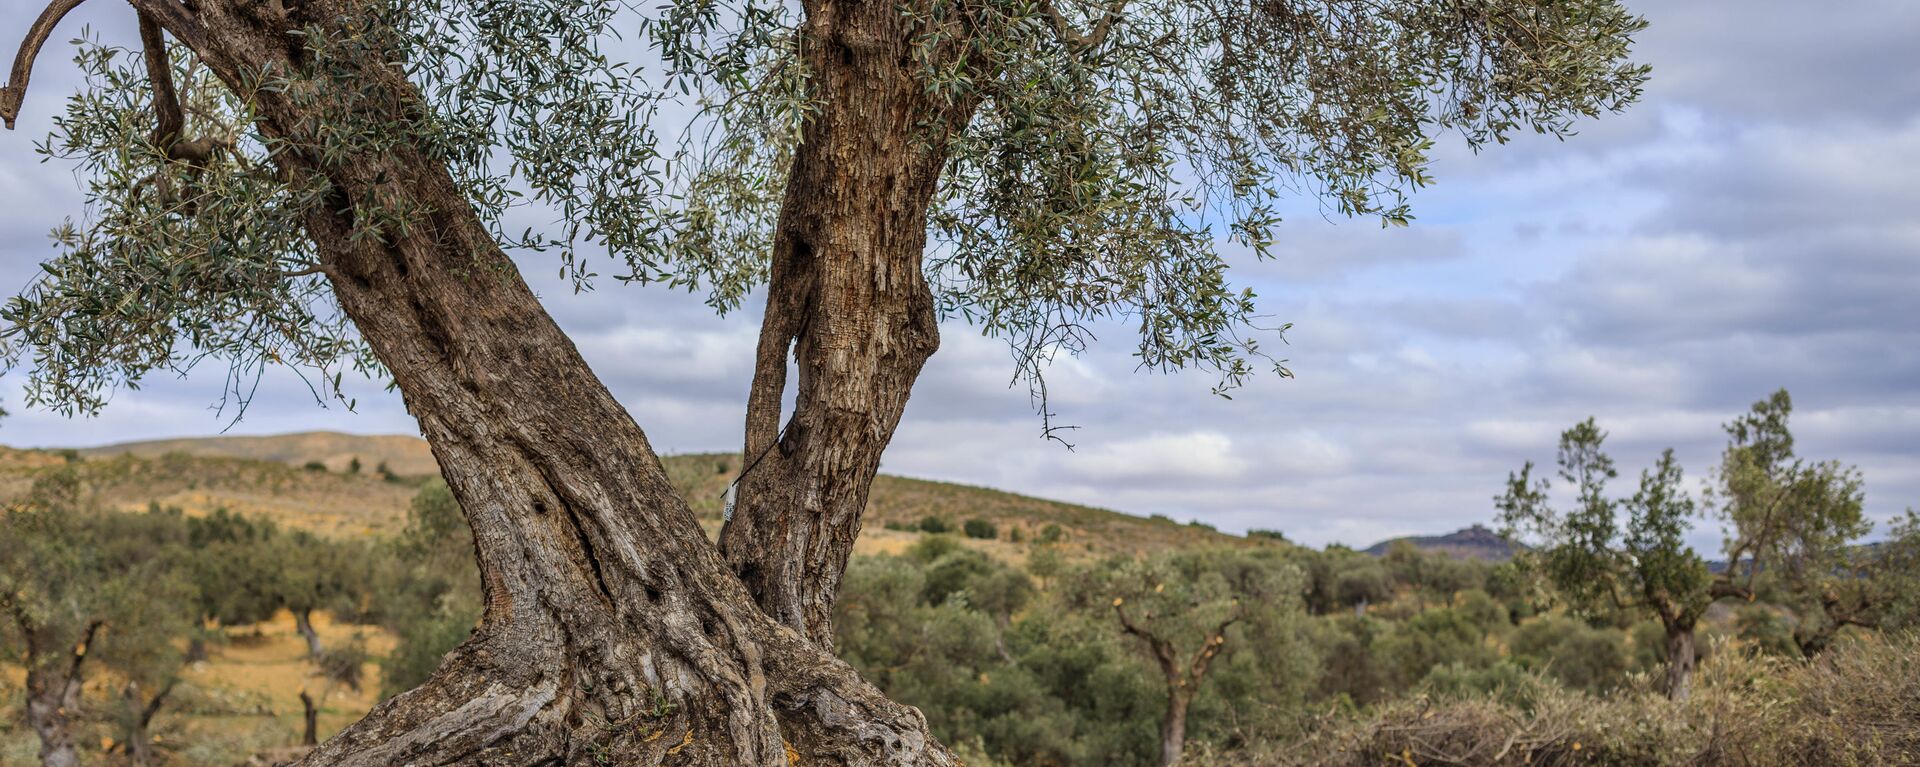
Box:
1 1 1915 550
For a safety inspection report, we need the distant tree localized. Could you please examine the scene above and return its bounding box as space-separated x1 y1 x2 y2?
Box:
300 641 369 746
1246 529 1288 542
302 461 328 473
347 456 362 475
1708 390 1873 658
1498 418 1715 700
1026 544 1067 590
276 530 367 661
1372 603 1499 691
182 507 284 660
0 470 195 767
1088 550 1300 767
375 480 481 697
963 517 999 540
1873 511 1920 634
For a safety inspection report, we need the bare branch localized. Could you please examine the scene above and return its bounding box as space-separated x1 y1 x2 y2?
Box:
1 0 91 129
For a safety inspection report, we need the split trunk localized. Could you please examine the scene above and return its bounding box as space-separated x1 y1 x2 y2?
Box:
123 0 962 763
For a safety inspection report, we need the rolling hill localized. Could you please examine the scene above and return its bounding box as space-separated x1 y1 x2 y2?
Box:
15 432 1271 561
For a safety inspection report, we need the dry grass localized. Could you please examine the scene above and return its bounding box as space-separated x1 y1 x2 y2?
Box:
1207 633 1920 767
1 610 395 766
8 437 1279 563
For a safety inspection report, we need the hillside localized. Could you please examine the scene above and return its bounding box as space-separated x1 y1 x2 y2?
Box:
80 431 440 476
14 433 1268 561
1363 524 1517 561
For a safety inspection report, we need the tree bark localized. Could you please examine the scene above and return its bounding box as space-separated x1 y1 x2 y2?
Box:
1158 690 1192 767
1663 620 1695 703
123 679 175 767
121 1 958 764
294 608 324 661
25 680 79 767
719 0 977 648
21 621 96 767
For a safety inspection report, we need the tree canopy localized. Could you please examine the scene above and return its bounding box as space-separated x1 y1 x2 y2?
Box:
1 0 1648 420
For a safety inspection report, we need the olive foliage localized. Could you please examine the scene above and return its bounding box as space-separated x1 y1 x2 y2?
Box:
1 0 1649 420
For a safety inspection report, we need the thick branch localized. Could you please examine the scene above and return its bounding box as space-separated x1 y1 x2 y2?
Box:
1184 610 1240 686
1709 578 1753 602
0 0 89 129
1114 601 1179 683
59 619 102 702
138 11 184 150
1039 0 1124 51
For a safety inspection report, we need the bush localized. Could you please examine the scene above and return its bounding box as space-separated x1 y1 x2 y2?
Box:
1037 523 1065 545
916 516 952 534
963 518 998 540
303 460 328 472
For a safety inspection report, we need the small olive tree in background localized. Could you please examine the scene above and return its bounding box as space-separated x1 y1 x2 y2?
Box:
1708 389 1873 657
0 470 197 767
1077 549 1303 767
1499 390 1879 701
1498 419 1716 701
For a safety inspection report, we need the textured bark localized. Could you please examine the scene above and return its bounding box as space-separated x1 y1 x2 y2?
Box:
20 620 95 767
114 1 957 764
1663 620 1696 703
719 0 977 648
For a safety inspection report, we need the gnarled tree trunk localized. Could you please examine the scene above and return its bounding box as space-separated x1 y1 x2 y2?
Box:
117 0 957 764
1662 618 1696 703
21 621 95 767
719 0 977 648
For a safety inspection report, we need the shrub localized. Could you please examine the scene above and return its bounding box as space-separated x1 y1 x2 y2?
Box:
1200 633 1920 767
303 460 328 472
963 518 997 540
916 516 952 534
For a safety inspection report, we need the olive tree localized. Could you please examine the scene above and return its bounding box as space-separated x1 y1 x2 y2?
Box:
1497 419 1717 701
0 0 1647 760
0 471 195 767
1709 390 1872 658
1080 549 1300 767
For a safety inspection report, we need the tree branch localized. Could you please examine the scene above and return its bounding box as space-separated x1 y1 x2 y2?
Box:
0 0 90 129
1039 0 1125 51
1185 607 1240 685
1114 600 1178 682
138 10 184 152
59 619 103 703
